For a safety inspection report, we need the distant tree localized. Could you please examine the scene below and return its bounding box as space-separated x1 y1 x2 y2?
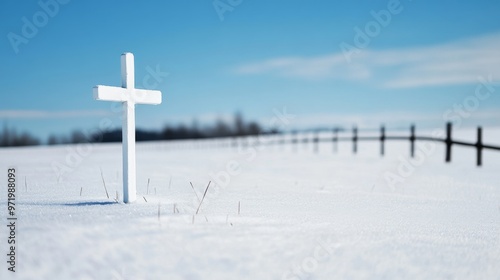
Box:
247 122 261 135
58 135 71 145
96 130 121 143
15 132 40 146
0 124 40 147
70 130 87 143
1 122 11 146
136 129 162 141
47 134 59 145
161 126 175 140
190 119 204 139
234 112 245 136
176 124 190 139
213 119 231 137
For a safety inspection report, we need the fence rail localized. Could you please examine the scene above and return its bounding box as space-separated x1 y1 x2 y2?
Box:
241 122 499 167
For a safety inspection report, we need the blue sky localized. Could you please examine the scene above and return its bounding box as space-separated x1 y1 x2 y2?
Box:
1 0 500 141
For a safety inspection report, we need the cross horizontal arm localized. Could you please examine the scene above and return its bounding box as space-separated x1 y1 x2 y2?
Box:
93 85 162 105
132 89 162 105
93 85 128 102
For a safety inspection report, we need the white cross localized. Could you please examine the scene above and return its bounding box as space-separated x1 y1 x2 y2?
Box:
93 53 162 203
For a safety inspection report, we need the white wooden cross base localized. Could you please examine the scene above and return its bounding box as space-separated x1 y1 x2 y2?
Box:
93 53 162 203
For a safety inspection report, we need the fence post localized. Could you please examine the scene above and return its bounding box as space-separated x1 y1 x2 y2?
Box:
313 130 319 154
445 122 452 163
410 124 415 158
332 128 338 153
279 132 285 151
254 135 260 148
476 126 483 167
303 132 309 150
232 137 238 149
380 125 385 156
242 136 248 149
353 126 358 154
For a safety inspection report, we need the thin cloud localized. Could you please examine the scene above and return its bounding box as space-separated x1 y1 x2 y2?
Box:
234 33 500 88
0 110 113 119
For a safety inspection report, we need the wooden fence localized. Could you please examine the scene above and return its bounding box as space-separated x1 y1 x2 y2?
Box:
276 122 499 167
144 122 499 167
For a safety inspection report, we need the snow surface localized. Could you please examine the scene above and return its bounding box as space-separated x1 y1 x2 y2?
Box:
1 128 499 279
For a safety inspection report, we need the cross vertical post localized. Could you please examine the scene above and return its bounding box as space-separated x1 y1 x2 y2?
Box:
122 53 136 203
93 53 163 203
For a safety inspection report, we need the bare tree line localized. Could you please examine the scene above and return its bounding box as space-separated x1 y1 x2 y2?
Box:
0 123 40 147
0 113 264 147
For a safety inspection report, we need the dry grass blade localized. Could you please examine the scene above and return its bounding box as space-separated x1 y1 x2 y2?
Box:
100 168 110 199
158 203 161 222
143 196 148 202
80 187 83 196
190 182 201 203
147 178 150 194
195 181 211 215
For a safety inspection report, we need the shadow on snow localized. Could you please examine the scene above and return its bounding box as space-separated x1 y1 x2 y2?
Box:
62 201 118 207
